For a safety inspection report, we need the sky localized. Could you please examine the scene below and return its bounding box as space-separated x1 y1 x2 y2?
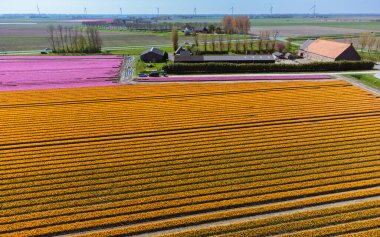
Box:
0 0 379 15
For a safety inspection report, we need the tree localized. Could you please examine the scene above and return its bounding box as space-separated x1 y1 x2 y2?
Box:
210 34 215 52
285 38 292 53
47 25 56 52
202 34 208 52
226 34 232 52
358 32 369 52
367 33 376 54
163 52 169 62
375 37 380 53
218 34 224 52
242 34 247 53
208 24 216 34
222 16 234 34
249 36 255 52
193 33 199 47
275 42 286 52
234 16 251 34
171 27 179 51
234 35 240 53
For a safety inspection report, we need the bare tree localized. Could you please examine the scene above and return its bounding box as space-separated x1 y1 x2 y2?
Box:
171 27 179 51
375 37 380 52
367 33 376 55
218 34 224 52
358 32 369 52
202 34 208 52
242 34 247 53
193 33 199 47
210 34 215 52
249 36 255 52
57 25 65 53
234 35 240 53
47 25 56 52
222 15 234 34
226 34 232 52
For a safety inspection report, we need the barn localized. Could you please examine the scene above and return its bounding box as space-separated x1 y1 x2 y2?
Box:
140 47 164 63
298 39 361 62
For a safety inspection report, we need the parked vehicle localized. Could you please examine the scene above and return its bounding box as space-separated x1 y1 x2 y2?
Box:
41 48 52 55
148 72 160 77
138 73 148 77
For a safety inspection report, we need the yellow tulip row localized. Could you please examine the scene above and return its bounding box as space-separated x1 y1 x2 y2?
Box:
72 191 380 237
0 81 351 105
2 124 379 175
163 201 380 237
2 115 379 163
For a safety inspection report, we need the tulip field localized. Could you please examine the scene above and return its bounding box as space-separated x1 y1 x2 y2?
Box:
0 56 123 91
0 80 380 236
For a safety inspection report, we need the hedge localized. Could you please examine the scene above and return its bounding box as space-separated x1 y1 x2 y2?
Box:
162 61 375 74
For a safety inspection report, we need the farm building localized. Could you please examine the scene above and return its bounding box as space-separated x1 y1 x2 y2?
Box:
298 39 361 62
140 47 164 63
175 55 275 64
175 47 192 56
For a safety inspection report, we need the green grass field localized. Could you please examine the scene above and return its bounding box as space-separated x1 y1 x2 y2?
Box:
349 74 380 90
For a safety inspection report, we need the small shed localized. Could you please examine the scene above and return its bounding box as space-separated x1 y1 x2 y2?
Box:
285 53 295 60
140 47 164 63
175 47 192 56
273 52 284 59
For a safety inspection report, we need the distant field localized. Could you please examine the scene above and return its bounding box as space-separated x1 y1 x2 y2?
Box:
0 17 379 52
164 17 380 31
1 80 379 236
0 23 173 51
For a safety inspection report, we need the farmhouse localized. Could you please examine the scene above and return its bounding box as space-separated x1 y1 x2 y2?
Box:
140 47 164 63
299 39 361 62
174 55 275 64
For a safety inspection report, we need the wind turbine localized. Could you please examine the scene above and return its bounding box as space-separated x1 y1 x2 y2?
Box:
230 6 234 16
194 7 197 16
120 7 123 16
156 7 160 17
270 5 274 17
309 0 317 18
84 7 88 16
37 3 41 16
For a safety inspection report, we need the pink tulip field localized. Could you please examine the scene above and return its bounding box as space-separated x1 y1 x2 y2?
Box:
0 56 123 91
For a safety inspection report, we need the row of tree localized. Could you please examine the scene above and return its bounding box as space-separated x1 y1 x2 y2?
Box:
47 25 102 53
358 32 380 54
87 20 217 32
191 33 290 54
